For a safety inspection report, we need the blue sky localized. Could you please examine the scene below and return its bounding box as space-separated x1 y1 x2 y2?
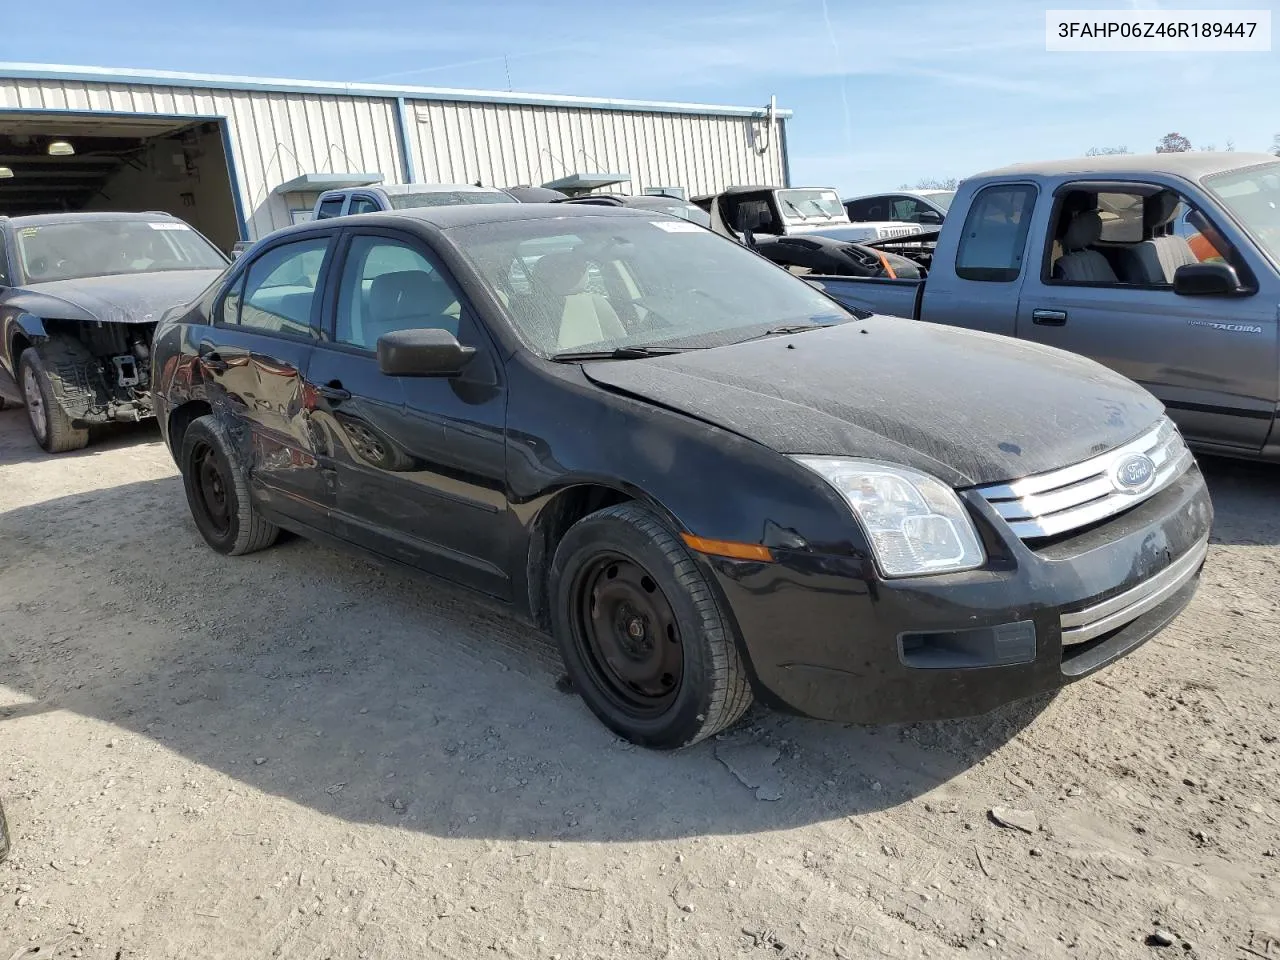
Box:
8 0 1279 195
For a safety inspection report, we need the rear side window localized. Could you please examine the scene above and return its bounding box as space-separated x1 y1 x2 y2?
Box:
0 232 9 286
315 196 345 219
233 237 329 338
955 184 1038 282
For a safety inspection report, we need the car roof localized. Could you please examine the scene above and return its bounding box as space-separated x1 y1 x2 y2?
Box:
323 183 508 197
1 210 184 227
970 151 1277 182
265 201 663 241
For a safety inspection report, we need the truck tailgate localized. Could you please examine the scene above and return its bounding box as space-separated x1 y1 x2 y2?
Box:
804 275 923 319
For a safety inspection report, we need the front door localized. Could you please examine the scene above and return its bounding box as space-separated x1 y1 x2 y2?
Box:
204 234 334 530
305 229 511 598
1016 182 1279 452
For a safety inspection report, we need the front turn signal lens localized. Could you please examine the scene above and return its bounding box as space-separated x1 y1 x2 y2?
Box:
681 534 774 562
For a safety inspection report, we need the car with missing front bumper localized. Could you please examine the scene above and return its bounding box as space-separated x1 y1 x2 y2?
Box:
150 202 1212 749
0 212 227 452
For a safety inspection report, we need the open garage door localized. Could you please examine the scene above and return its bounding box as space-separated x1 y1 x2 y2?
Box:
0 112 241 252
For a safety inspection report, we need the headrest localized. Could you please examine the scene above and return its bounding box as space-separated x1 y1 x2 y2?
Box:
1062 210 1103 251
1144 190 1180 233
369 270 449 321
533 251 590 296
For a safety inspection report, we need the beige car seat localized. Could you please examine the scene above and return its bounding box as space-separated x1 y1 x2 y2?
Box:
532 251 627 350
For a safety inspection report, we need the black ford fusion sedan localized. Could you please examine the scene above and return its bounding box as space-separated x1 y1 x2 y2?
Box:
152 203 1212 749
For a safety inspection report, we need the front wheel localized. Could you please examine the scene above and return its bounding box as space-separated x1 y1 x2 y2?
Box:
549 503 753 749
180 414 279 556
19 350 88 453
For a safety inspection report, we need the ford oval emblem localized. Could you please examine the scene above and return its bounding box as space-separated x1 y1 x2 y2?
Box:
1113 453 1156 494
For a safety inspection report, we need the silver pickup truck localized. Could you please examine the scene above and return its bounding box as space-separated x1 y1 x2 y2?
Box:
810 152 1280 462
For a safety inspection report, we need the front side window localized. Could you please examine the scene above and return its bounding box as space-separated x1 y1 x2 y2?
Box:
0 232 10 286
14 218 226 284
954 184 1037 282
889 197 925 222
449 216 856 356
236 237 329 338
335 236 466 350
347 196 381 215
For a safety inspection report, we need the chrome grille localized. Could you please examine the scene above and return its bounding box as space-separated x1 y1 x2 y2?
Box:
975 418 1193 540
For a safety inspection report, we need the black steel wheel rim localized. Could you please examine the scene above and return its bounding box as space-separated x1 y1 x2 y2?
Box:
571 552 683 717
192 442 231 537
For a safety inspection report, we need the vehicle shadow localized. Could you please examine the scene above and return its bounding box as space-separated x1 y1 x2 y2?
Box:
1197 454 1279 546
0 473 1052 843
0 406 162 466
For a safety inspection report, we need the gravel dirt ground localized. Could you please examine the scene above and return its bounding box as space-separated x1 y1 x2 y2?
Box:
0 406 1277 960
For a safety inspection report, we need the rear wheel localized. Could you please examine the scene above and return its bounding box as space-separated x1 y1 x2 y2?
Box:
549 503 753 749
180 414 278 556
19 350 88 453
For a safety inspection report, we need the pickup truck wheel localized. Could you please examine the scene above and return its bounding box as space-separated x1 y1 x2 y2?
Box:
19 349 88 453
549 503 753 749
180 414 278 556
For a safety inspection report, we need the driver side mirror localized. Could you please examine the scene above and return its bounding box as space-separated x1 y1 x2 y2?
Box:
1173 261 1240 296
917 209 943 225
377 328 476 377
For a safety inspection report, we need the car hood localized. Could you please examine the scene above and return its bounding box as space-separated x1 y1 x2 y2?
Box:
581 316 1164 488
15 270 223 324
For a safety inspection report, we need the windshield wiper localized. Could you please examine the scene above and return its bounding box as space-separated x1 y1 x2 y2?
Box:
549 345 684 362
734 322 839 344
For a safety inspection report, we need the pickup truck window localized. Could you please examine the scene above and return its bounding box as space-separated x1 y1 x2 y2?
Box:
1046 186 1241 287
1204 161 1280 265
316 196 345 219
347 196 381 215
954 184 1037 282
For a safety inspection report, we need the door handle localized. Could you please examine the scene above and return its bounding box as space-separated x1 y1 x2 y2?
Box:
316 381 351 402
1032 309 1068 326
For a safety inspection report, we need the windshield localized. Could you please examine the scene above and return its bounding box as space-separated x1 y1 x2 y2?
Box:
927 191 956 212
15 218 227 284
1203 161 1280 264
448 215 855 357
776 189 848 221
388 191 512 209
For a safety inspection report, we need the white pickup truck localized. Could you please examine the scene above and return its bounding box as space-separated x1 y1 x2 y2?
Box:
692 186 927 246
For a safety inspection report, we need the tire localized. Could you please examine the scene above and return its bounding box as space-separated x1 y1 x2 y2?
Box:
180 414 279 556
19 349 89 453
549 502 753 749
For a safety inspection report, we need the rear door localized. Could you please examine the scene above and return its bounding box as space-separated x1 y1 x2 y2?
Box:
204 233 335 530
305 228 511 598
1015 180 1278 452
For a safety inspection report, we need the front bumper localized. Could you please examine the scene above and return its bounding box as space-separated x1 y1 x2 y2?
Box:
709 465 1212 725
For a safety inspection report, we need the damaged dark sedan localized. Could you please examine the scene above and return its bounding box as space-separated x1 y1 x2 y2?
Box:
0 212 228 452
151 204 1213 749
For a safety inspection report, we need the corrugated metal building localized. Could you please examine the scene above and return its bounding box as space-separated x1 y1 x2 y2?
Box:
0 63 792 251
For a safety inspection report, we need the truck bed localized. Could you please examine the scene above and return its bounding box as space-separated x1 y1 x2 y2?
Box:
804 275 924 320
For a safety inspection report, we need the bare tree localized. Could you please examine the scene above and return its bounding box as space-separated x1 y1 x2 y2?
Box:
1086 146 1130 156
898 177 959 190
1272 133 1280 157
1155 132 1193 153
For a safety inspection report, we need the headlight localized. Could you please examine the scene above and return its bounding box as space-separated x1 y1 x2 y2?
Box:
790 457 985 578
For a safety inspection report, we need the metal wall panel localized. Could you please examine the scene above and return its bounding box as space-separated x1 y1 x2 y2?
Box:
403 99 785 198
0 77 406 238
1 76 786 239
